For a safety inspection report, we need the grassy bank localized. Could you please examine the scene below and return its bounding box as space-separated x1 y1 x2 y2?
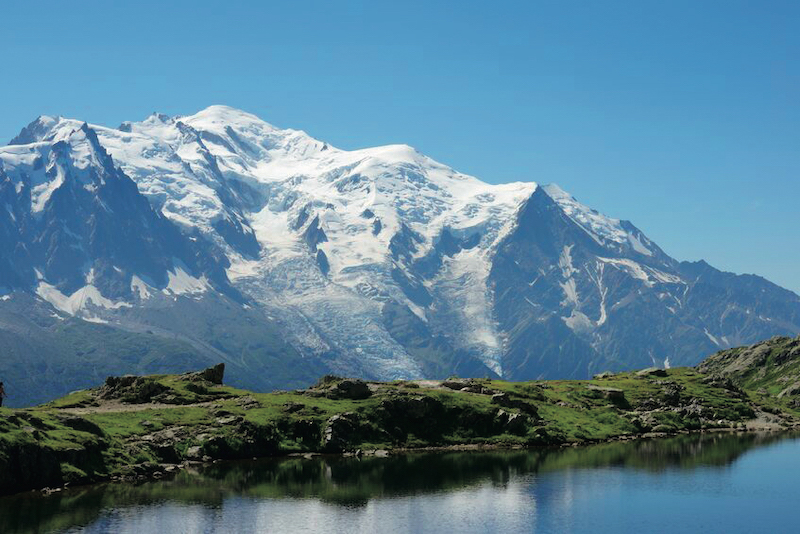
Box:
1 336 799 497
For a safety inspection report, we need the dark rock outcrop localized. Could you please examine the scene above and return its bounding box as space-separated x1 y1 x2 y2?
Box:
98 376 168 404
325 379 371 400
182 363 226 385
636 367 668 378
490 393 540 418
323 412 361 452
586 385 627 404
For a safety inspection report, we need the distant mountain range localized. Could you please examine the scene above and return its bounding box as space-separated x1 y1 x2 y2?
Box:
1 106 798 406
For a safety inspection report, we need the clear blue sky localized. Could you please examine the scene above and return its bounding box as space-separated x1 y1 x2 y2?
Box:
2 1 798 293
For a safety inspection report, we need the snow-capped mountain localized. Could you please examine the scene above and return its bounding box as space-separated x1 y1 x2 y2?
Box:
1 105 798 406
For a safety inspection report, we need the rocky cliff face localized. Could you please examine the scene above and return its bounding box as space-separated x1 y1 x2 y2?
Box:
0 107 798 406
698 335 800 398
489 187 800 379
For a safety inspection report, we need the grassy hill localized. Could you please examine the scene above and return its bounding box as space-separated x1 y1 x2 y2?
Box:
2 336 800 497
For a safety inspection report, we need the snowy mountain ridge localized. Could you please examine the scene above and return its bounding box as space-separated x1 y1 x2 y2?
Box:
1 106 798 404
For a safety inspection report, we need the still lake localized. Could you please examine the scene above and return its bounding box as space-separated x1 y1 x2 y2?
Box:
2 432 799 533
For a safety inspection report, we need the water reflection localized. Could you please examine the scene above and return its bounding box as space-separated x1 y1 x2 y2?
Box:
1 432 796 534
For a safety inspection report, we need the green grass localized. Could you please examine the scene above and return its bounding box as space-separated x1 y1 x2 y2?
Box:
1 355 798 497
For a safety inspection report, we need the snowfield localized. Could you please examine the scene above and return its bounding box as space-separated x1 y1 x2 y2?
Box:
2 105 796 382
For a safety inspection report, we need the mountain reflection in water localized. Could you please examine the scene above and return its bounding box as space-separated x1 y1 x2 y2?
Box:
2 432 798 534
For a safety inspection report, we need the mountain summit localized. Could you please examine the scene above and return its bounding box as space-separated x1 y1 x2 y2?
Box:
1 106 798 406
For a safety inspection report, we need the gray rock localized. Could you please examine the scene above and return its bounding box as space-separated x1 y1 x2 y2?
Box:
323 412 360 452
491 393 539 417
442 378 470 390
636 367 668 378
236 396 262 410
326 379 371 400
98 376 168 403
215 415 243 425
181 363 225 385
586 385 626 403
496 409 529 435
282 402 305 413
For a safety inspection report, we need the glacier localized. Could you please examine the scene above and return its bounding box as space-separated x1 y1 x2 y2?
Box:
1 105 798 406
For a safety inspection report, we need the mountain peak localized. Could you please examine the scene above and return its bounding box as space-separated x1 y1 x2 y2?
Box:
1 107 797 400
8 115 63 145
182 105 280 132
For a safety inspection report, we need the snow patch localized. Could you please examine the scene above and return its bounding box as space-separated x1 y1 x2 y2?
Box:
559 278 579 307
628 233 653 256
131 276 153 300
164 267 209 296
598 257 682 287
703 328 721 347
558 245 577 277
36 282 132 316
562 310 594 334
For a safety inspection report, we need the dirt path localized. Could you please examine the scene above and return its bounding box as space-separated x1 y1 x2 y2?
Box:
61 400 217 415
410 380 445 389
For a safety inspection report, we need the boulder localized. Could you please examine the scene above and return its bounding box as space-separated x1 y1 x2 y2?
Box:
636 367 668 378
680 398 709 418
326 379 372 400
442 378 471 390
658 381 685 406
98 376 168 403
496 409 529 435
215 415 243 425
282 402 305 413
237 396 262 410
323 412 360 452
593 371 615 379
586 385 626 403
181 363 225 385
490 393 539 417
380 395 442 420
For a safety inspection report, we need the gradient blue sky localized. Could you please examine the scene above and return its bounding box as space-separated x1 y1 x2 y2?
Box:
2 1 798 292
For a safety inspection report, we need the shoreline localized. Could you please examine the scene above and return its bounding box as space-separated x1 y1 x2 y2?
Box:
22 423 799 499
4 347 800 500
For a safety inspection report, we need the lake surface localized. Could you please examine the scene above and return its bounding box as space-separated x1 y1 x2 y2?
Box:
2 432 800 533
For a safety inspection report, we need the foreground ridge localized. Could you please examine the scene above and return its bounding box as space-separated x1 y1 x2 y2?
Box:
2 336 799 497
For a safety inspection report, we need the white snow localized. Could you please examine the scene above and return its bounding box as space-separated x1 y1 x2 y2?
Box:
562 310 594 334
542 183 654 256
36 282 131 316
0 105 692 380
704 328 721 347
598 257 682 287
164 267 209 296
586 262 608 327
628 233 654 256
31 164 64 213
559 278 579 307
558 245 578 277
131 275 153 300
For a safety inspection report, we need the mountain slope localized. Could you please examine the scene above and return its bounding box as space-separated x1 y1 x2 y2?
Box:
1 106 798 405
698 335 800 396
